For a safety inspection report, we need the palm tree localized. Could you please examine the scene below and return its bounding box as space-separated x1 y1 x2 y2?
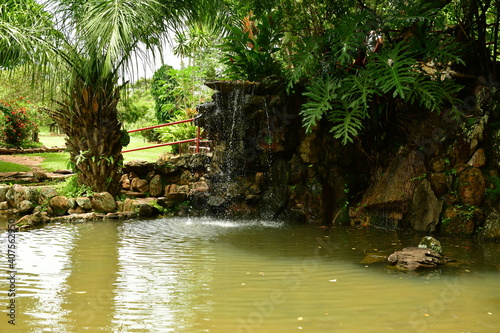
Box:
1 0 227 196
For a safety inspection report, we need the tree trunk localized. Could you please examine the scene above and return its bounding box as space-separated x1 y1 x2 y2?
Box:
49 80 124 196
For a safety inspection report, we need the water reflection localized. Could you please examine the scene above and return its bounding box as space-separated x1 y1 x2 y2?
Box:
0 223 76 332
0 217 499 332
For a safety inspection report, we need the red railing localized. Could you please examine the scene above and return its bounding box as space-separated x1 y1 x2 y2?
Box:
122 118 209 154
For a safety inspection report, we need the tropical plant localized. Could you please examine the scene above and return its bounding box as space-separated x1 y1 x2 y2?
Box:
219 10 284 81
155 109 197 153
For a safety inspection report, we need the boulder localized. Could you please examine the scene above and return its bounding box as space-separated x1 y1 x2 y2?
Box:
467 148 486 168
417 236 442 254
49 196 69 216
18 200 34 215
442 205 483 235
179 170 194 185
91 192 117 213
298 132 323 163
388 247 446 270
0 201 9 210
429 173 449 198
131 177 149 193
16 211 50 231
137 204 160 217
458 167 486 206
167 192 187 204
192 181 209 193
0 186 8 201
478 211 500 240
406 179 443 232
120 174 131 190
33 171 48 182
68 206 86 215
149 174 163 197
430 157 447 173
13 184 25 208
39 187 58 204
76 197 92 210
67 197 77 209
122 197 156 212
24 187 39 202
156 197 175 209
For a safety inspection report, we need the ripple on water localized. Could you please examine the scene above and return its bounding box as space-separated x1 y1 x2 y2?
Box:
1 218 499 333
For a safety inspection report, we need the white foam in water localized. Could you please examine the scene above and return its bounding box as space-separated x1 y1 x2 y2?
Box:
194 218 285 229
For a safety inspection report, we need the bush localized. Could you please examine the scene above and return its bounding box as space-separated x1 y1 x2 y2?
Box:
0 97 39 147
155 110 197 153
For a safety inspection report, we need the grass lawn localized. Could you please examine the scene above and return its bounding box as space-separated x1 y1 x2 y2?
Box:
22 133 172 171
0 133 174 173
0 161 32 172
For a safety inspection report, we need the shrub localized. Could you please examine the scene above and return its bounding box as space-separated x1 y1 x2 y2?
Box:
0 97 39 147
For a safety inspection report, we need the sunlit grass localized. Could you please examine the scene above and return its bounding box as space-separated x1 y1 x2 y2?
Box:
37 152 71 172
122 135 171 162
29 133 170 172
0 161 32 172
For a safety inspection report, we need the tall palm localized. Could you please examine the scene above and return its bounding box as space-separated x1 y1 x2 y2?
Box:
1 0 227 196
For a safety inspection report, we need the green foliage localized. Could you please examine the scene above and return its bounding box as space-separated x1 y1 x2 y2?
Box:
155 111 197 153
151 65 179 123
299 40 463 144
485 176 500 201
58 175 94 198
151 65 211 124
120 129 130 147
0 97 38 147
119 78 155 125
219 10 284 81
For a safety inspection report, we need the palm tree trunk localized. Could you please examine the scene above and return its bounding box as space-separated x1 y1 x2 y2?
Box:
49 80 124 196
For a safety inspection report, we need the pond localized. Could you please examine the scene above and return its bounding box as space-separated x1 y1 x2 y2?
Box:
0 217 499 332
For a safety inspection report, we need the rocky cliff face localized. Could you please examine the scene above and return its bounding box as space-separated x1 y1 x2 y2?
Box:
196 79 368 223
194 77 500 239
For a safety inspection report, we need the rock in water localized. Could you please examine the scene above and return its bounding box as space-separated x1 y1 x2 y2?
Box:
388 247 446 270
417 236 442 254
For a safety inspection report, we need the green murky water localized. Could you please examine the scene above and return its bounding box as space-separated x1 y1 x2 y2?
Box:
0 217 499 332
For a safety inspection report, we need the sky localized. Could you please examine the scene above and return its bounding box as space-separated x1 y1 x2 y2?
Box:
124 41 183 83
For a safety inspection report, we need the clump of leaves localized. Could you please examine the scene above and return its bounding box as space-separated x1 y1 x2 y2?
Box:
220 10 284 81
155 110 197 153
59 175 94 198
299 42 463 144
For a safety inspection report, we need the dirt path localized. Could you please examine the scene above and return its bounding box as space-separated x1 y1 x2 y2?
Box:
0 155 44 172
